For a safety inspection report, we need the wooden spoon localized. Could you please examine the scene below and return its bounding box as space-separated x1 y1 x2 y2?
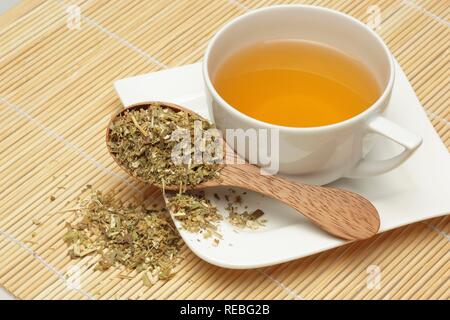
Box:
106 102 380 241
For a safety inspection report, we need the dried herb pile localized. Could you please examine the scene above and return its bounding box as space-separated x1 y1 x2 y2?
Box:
167 193 223 239
64 188 182 282
227 208 266 229
107 104 221 188
168 190 266 240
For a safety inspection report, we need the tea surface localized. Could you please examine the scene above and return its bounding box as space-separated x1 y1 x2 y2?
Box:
213 40 380 127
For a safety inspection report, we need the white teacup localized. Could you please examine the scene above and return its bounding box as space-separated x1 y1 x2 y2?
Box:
203 5 422 185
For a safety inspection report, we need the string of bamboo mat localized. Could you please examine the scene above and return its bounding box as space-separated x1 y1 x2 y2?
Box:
0 0 448 300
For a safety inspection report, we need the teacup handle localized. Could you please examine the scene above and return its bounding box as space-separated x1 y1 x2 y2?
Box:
346 115 422 178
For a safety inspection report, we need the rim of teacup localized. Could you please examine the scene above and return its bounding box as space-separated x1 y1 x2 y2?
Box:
202 4 395 133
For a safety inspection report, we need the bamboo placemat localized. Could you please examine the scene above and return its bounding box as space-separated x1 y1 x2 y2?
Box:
0 0 448 300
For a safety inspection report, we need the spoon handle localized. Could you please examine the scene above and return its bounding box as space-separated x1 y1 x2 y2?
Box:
218 164 380 240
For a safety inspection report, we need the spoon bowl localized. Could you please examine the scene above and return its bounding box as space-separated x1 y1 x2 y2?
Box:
106 101 226 191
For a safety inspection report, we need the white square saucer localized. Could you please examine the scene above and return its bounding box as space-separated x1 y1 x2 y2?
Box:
114 62 450 269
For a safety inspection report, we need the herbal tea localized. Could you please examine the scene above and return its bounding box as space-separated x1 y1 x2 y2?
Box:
213 40 381 127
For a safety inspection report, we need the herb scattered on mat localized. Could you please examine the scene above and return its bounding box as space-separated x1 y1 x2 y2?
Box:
63 188 182 283
107 104 221 189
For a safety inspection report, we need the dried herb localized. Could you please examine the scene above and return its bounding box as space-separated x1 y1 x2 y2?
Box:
167 193 222 237
107 104 221 189
168 188 267 240
212 189 267 230
63 188 182 283
227 208 266 229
